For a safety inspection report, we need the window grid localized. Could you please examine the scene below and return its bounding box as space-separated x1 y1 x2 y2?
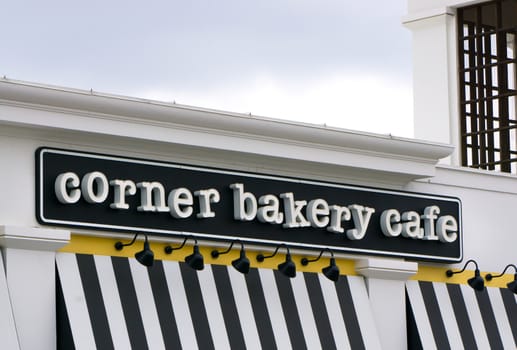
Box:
458 0 517 173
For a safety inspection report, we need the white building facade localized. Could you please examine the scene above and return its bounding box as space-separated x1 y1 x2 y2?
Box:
0 0 516 349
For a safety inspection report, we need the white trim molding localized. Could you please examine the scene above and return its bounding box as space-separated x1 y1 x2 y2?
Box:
0 79 453 186
356 258 418 280
0 225 70 251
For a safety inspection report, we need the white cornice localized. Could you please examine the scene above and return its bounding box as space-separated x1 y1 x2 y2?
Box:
0 226 70 251
402 6 455 25
0 79 454 185
356 257 418 280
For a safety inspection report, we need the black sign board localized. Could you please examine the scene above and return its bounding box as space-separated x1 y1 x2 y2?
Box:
36 148 462 262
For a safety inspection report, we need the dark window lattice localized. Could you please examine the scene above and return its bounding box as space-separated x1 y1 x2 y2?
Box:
458 0 517 173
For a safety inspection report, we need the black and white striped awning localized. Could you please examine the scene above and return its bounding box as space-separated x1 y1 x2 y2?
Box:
406 280 517 349
57 252 381 350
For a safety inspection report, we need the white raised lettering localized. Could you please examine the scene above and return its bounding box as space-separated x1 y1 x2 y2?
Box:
109 179 136 209
436 215 458 243
55 172 81 204
168 187 193 218
307 199 330 228
327 205 351 233
257 194 283 224
421 205 440 240
82 171 109 204
230 183 257 221
346 204 375 240
380 209 401 237
401 211 423 239
194 188 220 218
137 181 169 212
280 192 310 228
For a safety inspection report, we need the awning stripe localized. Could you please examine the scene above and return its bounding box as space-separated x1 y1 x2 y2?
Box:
179 261 215 350
290 272 322 349
303 272 338 350
244 268 278 350
461 284 491 349
487 287 515 349
212 265 247 349
348 276 383 350
111 256 149 350
446 283 478 349
335 275 366 350
475 285 503 349
197 265 232 350
93 255 131 350
162 260 198 349
432 281 463 348
500 288 517 344
146 260 182 350
58 253 380 350
56 274 76 350
258 268 292 349
419 281 450 349
318 273 352 350
274 270 307 349
76 254 114 350
226 266 262 350
407 280 517 350
56 253 96 350
405 280 436 350
128 259 166 350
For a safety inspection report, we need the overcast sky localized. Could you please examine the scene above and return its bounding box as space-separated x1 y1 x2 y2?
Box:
1 0 413 136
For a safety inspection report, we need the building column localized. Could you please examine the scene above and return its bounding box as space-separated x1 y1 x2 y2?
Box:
356 257 418 350
403 7 460 165
0 226 70 350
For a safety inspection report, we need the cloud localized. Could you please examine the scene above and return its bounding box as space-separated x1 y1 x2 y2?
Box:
1 0 410 80
0 0 412 137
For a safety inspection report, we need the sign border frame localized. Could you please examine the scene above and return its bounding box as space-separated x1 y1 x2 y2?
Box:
36 147 463 263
